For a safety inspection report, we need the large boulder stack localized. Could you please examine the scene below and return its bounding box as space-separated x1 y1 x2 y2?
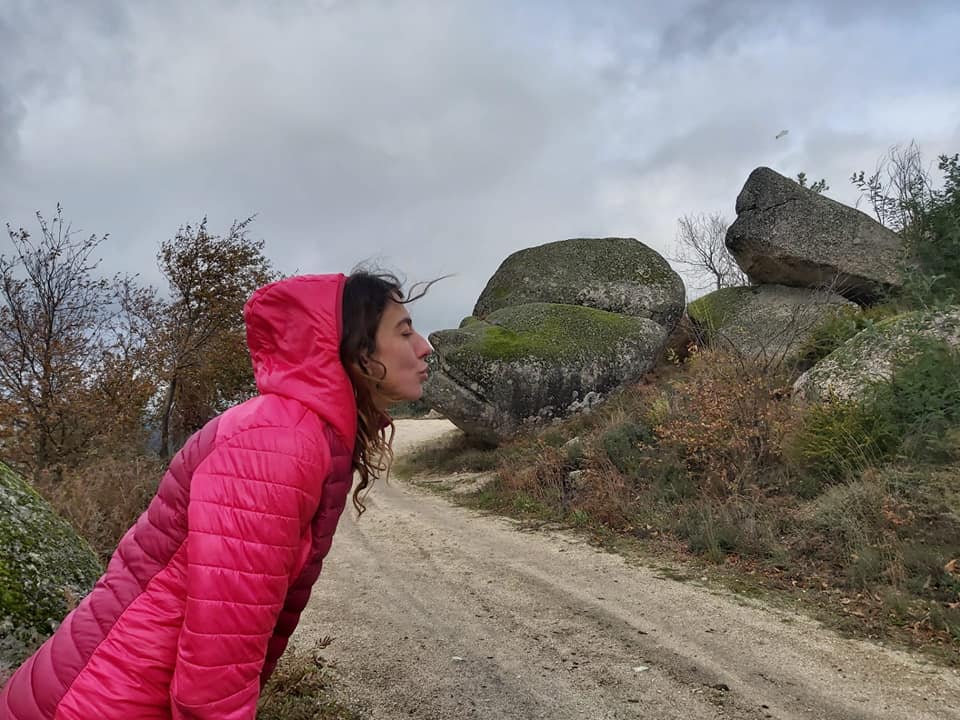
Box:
687 167 914 365
725 167 905 304
0 462 102 669
425 238 684 443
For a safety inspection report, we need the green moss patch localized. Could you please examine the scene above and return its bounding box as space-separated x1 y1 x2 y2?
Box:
441 303 651 364
0 462 102 664
688 287 749 333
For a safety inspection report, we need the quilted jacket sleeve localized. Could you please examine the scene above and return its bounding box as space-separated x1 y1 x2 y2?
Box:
170 424 330 719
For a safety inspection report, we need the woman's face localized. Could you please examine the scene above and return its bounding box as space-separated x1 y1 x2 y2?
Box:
368 298 432 405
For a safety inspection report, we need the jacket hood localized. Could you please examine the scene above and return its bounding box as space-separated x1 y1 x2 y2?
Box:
243 274 357 448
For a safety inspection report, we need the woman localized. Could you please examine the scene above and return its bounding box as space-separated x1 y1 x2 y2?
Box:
0 271 433 719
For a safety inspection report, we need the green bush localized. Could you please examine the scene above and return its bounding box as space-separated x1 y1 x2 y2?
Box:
806 479 902 588
808 479 890 549
796 304 898 369
389 398 434 418
678 502 741 563
928 604 960 642
651 459 698 502
792 400 894 484
794 338 960 482
600 420 651 476
851 146 960 309
901 542 960 599
395 434 500 477
902 153 960 308
872 338 960 460
677 499 784 563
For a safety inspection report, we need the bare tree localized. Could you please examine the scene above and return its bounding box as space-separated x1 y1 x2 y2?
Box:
0 207 116 477
851 140 932 232
670 212 748 292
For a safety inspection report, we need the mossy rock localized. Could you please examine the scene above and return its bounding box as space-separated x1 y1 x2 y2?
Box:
424 303 668 443
473 238 685 328
0 462 102 667
794 306 960 402
687 284 856 365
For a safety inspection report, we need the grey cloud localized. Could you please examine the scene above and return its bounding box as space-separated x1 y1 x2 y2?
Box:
1 0 958 336
0 10 25 166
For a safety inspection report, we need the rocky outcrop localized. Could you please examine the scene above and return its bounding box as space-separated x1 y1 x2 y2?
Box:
474 237 686 328
425 238 684 442
725 167 905 304
794 306 960 402
687 284 857 365
426 302 669 444
0 462 102 668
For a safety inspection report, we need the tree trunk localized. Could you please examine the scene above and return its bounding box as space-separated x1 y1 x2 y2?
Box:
159 373 177 459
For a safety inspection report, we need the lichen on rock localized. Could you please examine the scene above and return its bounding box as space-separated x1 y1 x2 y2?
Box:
794 306 960 402
473 237 685 327
0 462 102 667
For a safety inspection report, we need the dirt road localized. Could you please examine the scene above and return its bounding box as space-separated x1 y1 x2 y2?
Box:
297 419 960 720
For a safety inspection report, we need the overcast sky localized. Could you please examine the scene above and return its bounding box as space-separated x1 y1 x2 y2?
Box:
1 0 958 335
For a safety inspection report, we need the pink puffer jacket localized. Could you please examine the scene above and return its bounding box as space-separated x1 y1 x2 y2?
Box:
1 274 358 719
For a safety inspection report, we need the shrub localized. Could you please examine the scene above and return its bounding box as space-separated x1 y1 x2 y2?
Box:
805 478 902 588
600 420 651 476
389 398 434 418
928 604 960 643
807 479 892 550
902 153 960 307
791 400 893 486
568 461 635 529
873 338 960 460
258 641 358 720
501 444 570 516
793 337 960 484
901 542 960 600
677 497 786 563
395 434 500 478
38 452 164 562
653 350 791 496
679 501 742 563
648 453 698 502
795 304 899 369
851 145 960 308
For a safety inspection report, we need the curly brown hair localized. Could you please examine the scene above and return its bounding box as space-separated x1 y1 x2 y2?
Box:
340 271 437 514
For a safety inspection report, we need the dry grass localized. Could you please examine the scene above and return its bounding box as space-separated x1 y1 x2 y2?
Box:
257 639 360 720
37 451 165 562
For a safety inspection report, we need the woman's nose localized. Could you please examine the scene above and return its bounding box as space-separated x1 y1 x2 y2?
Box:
417 334 432 358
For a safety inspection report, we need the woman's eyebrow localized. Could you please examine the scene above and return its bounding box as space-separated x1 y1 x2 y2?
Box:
396 317 413 329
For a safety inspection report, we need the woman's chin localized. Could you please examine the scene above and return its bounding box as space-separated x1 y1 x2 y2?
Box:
387 387 423 405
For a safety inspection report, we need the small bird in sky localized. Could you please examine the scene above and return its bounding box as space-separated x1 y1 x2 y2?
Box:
775 129 789 139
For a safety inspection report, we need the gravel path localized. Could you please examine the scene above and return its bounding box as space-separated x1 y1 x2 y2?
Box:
295 419 960 720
